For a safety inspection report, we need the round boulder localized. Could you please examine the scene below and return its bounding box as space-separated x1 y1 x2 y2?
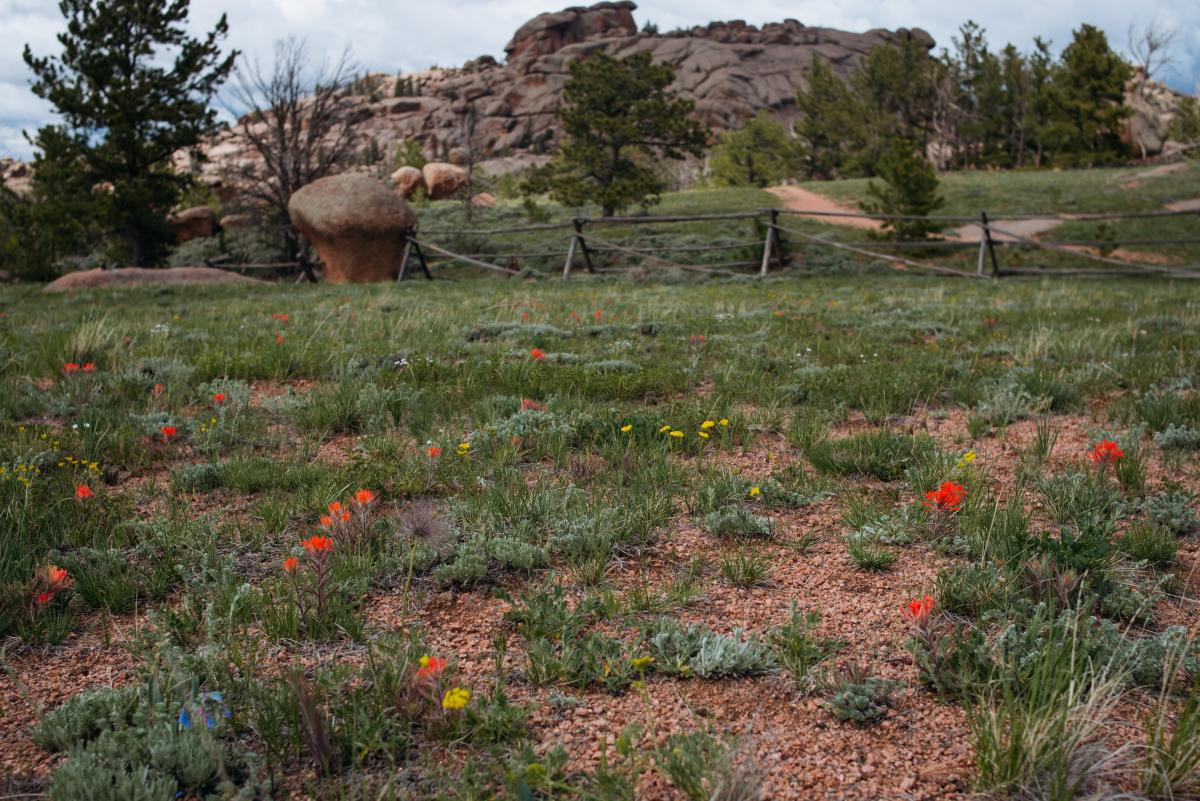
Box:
422 162 469 200
288 173 417 283
390 165 426 199
170 206 218 242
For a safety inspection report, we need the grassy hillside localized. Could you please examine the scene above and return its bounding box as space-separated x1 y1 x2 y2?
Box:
798 160 1200 217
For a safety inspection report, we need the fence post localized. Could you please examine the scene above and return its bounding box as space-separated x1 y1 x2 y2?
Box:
397 236 414 282
759 210 776 276
562 232 578 280
981 211 1000 277
576 218 597 273
975 213 987 276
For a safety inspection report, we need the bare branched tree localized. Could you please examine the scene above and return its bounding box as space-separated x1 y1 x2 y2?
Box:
1127 20 1178 87
227 38 358 276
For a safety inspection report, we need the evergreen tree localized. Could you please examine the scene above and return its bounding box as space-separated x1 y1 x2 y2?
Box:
794 55 860 179
862 140 946 241
523 52 707 216
709 111 805 187
23 0 236 266
1043 24 1131 165
848 37 942 173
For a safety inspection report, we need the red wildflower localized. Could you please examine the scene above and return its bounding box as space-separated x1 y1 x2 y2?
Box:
44 565 69 589
924 481 965 513
328 501 344 515
212 393 226 404
73 484 92 501
414 655 448 681
521 311 530 322
1089 440 1124 465
530 348 546 361
427 446 441 458
63 362 79 373
282 557 299 573
82 362 96 372
593 309 603 320
272 313 290 322
570 311 581 323
353 488 376 506
275 331 284 346
319 514 333 528
160 426 177 440
153 383 164 396
36 591 54 606
520 398 543 412
903 595 934 626
301 535 332 553
689 334 706 344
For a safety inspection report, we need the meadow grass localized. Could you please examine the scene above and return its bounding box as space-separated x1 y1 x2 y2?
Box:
2 269 1199 799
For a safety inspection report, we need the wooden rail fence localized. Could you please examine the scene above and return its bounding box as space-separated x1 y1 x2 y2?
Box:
210 205 1200 281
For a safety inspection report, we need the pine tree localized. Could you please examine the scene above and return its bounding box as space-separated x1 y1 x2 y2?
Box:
710 111 805 187
849 37 942 173
1043 24 1131 166
522 51 707 216
794 55 860 179
23 0 236 266
862 140 946 241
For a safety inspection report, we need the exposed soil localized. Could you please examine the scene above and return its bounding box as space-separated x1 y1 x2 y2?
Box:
6 387 1197 800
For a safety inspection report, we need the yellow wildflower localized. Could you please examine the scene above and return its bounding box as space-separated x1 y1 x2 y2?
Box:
457 442 471 455
700 420 716 430
719 418 729 426
749 486 761 498
698 431 710 439
669 430 683 438
620 424 633 433
419 654 431 668
630 655 653 670
957 450 978 469
442 687 470 710
658 424 671 433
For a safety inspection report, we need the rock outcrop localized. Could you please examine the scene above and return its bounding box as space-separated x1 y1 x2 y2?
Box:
422 162 469 200
45 267 261 292
181 2 937 191
390 165 425 198
0 159 32 196
1124 70 1188 158
169 206 218 242
287 173 417 283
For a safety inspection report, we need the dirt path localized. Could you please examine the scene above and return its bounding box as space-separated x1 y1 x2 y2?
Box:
769 184 1200 258
1166 197 1200 212
767 184 1063 242
766 185 883 231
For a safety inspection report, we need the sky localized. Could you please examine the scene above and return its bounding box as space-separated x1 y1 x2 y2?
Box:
2 0 1197 160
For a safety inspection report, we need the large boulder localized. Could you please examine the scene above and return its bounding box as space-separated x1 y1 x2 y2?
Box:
390 165 426 198
1123 72 1185 158
288 173 417 283
169 206 218 242
422 162 469 200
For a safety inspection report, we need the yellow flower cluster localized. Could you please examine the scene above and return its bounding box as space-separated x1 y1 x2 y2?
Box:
56 455 100 472
0 463 41 486
457 442 471 456
197 415 219 434
956 450 978 470
441 687 470 710
645 418 730 440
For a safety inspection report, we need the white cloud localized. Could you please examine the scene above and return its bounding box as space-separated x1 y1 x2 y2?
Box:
2 0 1196 159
